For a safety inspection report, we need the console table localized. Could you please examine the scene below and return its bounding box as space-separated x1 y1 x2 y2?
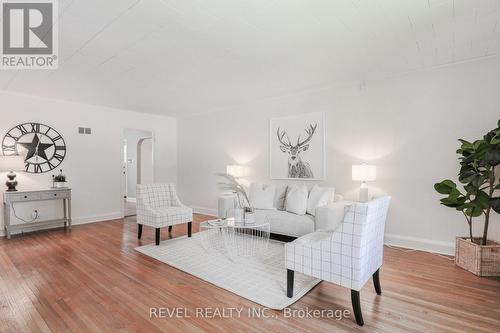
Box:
3 188 72 239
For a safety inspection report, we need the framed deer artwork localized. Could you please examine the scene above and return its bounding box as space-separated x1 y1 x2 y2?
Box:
270 112 325 180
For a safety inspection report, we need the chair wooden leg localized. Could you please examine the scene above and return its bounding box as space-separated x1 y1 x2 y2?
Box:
373 268 382 295
287 269 294 298
188 222 192 237
168 226 172 233
155 228 160 245
138 224 143 239
351 290 364 326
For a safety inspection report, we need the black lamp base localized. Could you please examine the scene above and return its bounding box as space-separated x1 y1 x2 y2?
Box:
6 171 18 192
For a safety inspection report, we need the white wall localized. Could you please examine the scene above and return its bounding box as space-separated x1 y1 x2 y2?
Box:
124 128 153 199
0 92 176 235
177 56 500 255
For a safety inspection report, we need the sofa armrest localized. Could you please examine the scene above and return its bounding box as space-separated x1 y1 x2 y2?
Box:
315 200 354 231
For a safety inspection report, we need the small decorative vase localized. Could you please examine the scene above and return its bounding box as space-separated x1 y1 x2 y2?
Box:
234 208 244 224
243 206 255 225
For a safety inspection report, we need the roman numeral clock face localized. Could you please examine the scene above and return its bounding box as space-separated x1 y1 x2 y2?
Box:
2 123 67 173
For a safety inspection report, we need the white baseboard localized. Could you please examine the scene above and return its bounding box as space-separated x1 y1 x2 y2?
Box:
72 212 124 225
384 233 455 256
0 212 124 237
192 206 218 217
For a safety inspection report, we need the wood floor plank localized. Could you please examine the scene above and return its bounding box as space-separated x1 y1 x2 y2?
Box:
0 214 499 333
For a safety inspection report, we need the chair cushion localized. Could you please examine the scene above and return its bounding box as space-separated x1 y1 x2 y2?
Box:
315 201 352 231
143 206 192 227
254 209 315 237
293 230 332 244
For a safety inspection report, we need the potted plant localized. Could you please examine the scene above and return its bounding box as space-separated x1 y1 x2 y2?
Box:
434 119 500 276
53 169 68 188
216 173 254 224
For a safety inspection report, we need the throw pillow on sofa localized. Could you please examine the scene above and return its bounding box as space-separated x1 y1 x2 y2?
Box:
285 184 308 215
249 183 276 210
274 185 288 210
306 185 335 216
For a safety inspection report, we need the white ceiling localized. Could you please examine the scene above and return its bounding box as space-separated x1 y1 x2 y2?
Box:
1 0 500 117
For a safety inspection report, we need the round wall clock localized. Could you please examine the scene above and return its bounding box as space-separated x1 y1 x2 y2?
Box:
1 122 67 174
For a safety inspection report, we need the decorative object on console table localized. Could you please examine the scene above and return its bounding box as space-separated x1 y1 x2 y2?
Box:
3 188 72 239
434 119 500 276
0 155 25 191
352 164 376 202
270 112 325 180
52 169 68 188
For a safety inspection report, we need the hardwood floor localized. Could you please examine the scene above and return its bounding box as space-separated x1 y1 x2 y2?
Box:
1 215 499 333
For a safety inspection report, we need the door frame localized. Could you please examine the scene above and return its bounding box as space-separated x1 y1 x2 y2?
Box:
121 129 155 218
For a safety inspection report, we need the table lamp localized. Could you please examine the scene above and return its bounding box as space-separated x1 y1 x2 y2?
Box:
352 164 376 202
226 165 248 178
0 155 25 192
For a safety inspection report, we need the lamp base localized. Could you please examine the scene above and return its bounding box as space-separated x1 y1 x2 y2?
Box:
359 182 368 202
6 171 18 192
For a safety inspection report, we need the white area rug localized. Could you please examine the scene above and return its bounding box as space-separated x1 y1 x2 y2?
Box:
135 232 320 310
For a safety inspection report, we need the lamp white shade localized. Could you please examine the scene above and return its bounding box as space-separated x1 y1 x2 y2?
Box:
352 164 376 182
226 165 248 178
0 155 25 172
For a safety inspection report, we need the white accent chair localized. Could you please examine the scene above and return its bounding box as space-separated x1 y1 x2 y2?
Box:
285 196 391 326
136 183 193 245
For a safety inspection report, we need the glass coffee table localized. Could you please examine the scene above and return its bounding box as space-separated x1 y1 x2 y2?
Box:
199 217 270 259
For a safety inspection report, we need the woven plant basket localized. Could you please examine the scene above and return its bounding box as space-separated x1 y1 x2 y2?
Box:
455 237 500 277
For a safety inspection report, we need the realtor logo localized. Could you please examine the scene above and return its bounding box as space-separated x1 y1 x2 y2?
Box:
1 0 58 69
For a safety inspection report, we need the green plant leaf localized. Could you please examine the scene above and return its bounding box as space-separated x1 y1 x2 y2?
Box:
475 191 490 209
434 180 456 194
472 140 483 150
440 198 458 207
464 184 478 195
490 197 500 214
448 188 461 200
472 175 487 188
488 129 500 144
458 170 476 184
465 204 484 217
459 139 473 151
484 149 500 166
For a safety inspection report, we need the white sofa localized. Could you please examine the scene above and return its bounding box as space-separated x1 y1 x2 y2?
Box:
218 185 348 238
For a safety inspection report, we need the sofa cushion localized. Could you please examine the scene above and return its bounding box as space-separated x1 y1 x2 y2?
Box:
315 201 352 231
249 183 276 210
254 209 315 237
285 184 308 215
306 185 334 216
273 185 288 210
